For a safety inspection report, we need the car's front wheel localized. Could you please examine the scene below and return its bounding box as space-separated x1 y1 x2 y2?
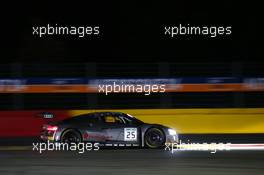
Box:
144 128 165 148
61 129 82 143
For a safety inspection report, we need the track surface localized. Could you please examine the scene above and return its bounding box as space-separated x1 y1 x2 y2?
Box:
0 149 264 175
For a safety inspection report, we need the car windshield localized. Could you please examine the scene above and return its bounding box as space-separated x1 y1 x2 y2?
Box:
124 114 144 125
61 113 100 124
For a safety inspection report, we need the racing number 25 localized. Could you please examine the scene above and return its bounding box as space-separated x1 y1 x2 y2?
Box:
124 128 137 141
126 131 135 139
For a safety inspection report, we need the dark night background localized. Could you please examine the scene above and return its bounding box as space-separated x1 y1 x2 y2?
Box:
1 3 264 175
1 1 260 62
0 1 262 110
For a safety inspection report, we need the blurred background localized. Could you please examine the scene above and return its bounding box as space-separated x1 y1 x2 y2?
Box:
0 0 262 144
0 61 263 145
0 2 263 175
0 62 263 109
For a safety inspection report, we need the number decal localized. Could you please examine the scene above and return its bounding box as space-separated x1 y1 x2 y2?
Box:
124 128 137 141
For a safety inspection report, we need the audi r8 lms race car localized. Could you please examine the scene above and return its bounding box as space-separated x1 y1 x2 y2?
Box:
40 112 178 148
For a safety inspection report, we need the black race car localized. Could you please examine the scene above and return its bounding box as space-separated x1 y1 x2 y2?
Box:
40 112 178 148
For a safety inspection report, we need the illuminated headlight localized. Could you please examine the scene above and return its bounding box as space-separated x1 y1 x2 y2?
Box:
168 129 177 135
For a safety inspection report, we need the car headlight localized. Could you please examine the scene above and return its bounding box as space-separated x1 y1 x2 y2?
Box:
168 129 177 135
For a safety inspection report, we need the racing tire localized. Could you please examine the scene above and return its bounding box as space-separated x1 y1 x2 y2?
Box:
144 128 166 149
61 129 82 143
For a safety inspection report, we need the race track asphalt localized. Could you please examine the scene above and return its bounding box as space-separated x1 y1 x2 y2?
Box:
0 149 263 175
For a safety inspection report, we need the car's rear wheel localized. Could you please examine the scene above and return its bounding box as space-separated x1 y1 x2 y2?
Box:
144 128 165 148
61 129 82 143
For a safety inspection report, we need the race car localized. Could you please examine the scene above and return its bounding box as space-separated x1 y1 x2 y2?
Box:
40 112 178 148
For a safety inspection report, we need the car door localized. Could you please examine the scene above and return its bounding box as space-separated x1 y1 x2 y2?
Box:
77 115 106 142
101 114 126 142
121 115 140 143
101 114 140 143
